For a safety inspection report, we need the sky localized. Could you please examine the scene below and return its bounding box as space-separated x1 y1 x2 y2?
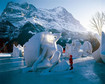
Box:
0 0 105 29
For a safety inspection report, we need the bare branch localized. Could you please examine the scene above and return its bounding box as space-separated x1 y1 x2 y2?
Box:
90 12 105 36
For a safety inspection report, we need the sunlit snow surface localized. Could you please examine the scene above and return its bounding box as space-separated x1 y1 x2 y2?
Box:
0 53 11 57
0 54 105 84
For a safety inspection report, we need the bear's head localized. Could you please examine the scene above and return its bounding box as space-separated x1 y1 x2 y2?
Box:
41 32 61 46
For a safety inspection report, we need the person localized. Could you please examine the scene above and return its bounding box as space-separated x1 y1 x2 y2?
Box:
63 47 65 53
69 55 73 70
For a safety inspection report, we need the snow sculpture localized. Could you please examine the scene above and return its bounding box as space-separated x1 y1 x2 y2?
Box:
92 47 103 62
12 44 24 57
93 25 105 63
72 39 81 52
82 41 92 56
92 33 103 62
101 32 105 63
24 32 69 72
36 51 61 71
51 60 69 72
41 59 69 73
24 32 61 67
65 43 71 57
65 39 81 58
71 40 81 58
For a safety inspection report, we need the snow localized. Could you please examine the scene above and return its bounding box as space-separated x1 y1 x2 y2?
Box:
50 60 69 72
101 31 105 62
65 39 82 58
92 27 105 63
94 33 101 43
12 44 24 57
24 32 61 68
57 44 63 54
82 41 92 56
0 56 105 84
24 32 69 72
92 47 103 63
28 31 36 35
24 33 41 67
64 40 93 59
0 2 105 84
0 53 11 57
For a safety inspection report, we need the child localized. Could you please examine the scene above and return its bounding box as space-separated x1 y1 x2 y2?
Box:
69 55 73 70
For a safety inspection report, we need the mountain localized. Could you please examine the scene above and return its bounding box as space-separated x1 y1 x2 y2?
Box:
0 2 92 52
0 20 46 52
0 20 18 39
1 2 86 33
14 22 45 45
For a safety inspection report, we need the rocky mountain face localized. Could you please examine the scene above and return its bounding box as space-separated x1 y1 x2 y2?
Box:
14 22 45 45
0 20 17 39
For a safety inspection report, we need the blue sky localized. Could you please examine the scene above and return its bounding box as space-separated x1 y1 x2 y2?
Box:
0 0 104 29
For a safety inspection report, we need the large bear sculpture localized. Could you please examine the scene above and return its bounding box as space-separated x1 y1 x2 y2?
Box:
24 32 69 72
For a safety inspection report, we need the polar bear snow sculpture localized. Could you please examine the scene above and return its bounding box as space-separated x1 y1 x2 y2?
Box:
24 32 69 72
82 41 92 56
24 32 69 71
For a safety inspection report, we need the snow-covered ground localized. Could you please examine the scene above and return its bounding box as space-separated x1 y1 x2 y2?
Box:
0 53 11 57
0 54 105 84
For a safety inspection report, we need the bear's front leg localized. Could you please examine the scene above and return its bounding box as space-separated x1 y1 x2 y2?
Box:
32 47 47 71
32 63 37 71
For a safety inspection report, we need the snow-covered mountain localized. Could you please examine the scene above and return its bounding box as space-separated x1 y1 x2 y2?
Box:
1 2 86 33
0 2 100 53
